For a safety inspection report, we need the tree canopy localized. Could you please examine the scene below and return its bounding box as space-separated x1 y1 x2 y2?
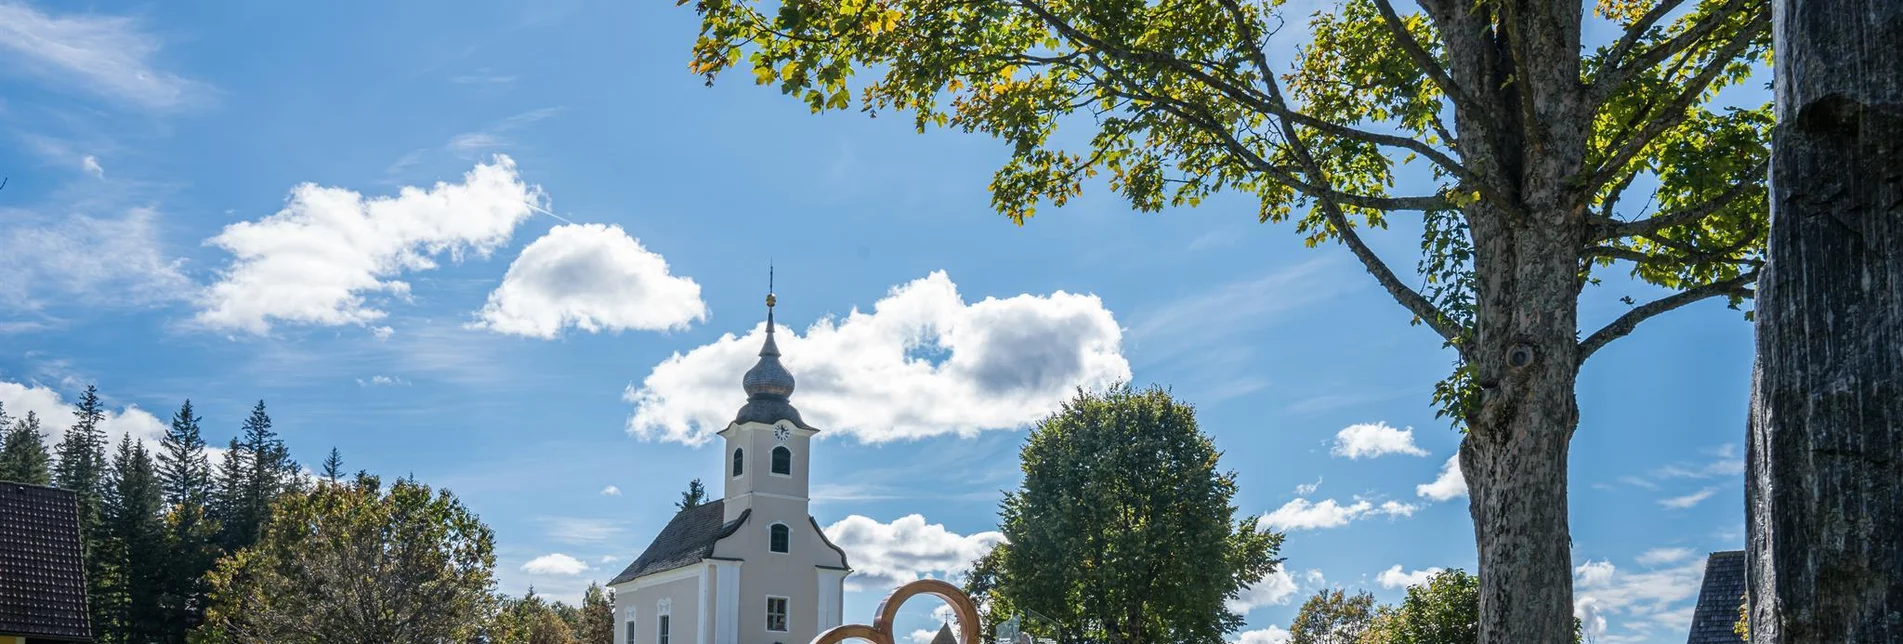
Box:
966 384 1282 644
197 474 497 643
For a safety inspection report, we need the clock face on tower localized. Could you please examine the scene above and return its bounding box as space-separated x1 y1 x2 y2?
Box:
774 426 790 443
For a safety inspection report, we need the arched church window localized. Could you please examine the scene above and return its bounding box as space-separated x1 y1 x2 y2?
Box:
733 448 745 477
770 523 790 553
771 446 791 475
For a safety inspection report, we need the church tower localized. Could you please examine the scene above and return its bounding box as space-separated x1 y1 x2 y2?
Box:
609 277 850 644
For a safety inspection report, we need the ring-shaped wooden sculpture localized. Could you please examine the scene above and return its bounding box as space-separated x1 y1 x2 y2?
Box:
810 579 982 644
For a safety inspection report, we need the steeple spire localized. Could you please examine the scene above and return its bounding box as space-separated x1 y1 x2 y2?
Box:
743 265 794 399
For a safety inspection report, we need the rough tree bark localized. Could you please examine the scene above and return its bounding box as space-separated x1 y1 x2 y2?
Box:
1747 0 1903 641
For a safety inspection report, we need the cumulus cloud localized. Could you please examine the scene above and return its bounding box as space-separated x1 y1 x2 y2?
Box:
522 553 589 576
599 485 620 496
1259 497 1417 532
81 155 104 178
822 514 1005 591
0 380 168 452
1293 477 1322 496
625 272 1130 444
0 2 207 109
1572 556 1707 642
198 156 541 334
1417 454 1468 501
1376 565 1443 589
472 223 705 338
1330 422 1428 459
1227 569 1303 613
1232 626 1292 644
0 207 193 310
1658 487 1718 509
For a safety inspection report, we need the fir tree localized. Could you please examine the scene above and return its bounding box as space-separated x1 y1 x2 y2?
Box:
103 435 168 644
54 386 113 641
211 436 248 553
157 400 211 507
676 478 707 511
216 401 295 553
0 410 53 486
321 447 343 484
157 400 219 642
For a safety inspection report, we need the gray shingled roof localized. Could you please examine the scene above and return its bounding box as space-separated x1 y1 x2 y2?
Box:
0 482 93 642
931 623 958 644
1686 550 1746 644
610 501 749 585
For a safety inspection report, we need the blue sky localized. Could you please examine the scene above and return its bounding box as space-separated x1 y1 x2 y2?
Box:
0 2 1760 642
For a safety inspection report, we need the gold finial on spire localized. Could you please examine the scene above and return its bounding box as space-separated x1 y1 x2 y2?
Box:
766 262 776 309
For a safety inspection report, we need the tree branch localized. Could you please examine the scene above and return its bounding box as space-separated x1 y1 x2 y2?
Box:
1598 0 1696 84
1589 0 1762 107
1582 14 1767 193
1368 0 1485 124
1577 269 1758 362
1595 159 1767 240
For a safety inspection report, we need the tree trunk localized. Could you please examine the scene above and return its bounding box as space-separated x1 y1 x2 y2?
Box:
1748 0 1903 641
1463 220 1584 644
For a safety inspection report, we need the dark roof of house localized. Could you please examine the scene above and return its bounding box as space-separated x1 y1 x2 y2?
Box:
0 482 93 642
610 501 749 585
1687 550 1746 644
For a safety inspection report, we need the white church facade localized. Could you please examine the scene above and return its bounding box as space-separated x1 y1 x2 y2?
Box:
609 291 851 644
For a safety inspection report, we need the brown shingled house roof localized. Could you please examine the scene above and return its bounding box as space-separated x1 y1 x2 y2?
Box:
0 482 94 642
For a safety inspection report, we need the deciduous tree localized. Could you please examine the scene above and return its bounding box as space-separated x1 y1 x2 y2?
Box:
197 474 496 643
1290 589 1378 644
972 385 1282 644
1746 0 1903 640
679 0 1770 639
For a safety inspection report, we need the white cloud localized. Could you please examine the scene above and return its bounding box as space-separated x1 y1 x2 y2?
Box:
0 2 206 109
822 514 1005 592
0 206 193 310
1417 454 1468 501
1231 626 1292 644
0 380 168 453
1571 556 1708 642
472 223 705 338
1658 487 1718 509
1293 477 1322 496
1330 422 1428 459
521 553 589 576
355 375 409 387
625 272 1130 445
599 485 620 496
81 155 104 178
1376 565 1443 589
598 554 621 563
1259 497 1416 532
1227 569 1302 613
1635 547 1695 566
198 156 542 334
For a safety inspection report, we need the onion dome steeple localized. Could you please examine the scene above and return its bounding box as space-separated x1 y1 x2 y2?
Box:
734 266 811 428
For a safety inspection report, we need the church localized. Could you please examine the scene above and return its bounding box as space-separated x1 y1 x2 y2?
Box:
609 290 851 644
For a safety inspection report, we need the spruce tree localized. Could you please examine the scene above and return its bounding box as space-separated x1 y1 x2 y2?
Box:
157 400 219 642
321 447 343 484
103 435 168 644
217 401 295 553
54 386 113 641
0 411 53 486
157 400 211 507
211 436 248 554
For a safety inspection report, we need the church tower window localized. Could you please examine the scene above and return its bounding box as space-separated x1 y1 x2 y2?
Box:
771 446 792 475
769 523 790 553
732 448 745 477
